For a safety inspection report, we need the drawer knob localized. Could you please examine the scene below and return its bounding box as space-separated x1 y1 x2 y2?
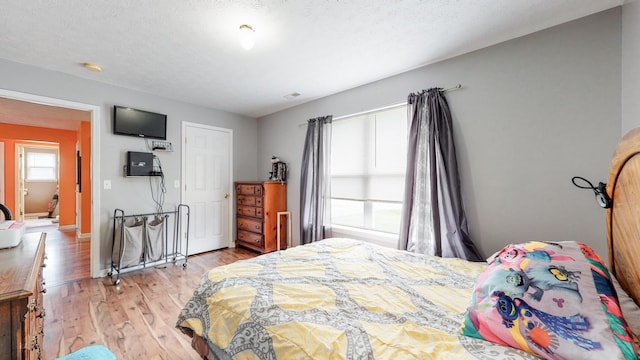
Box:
29 335 39 350
27 299 39 312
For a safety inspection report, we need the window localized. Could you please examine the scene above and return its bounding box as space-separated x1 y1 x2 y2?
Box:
330 105 407 235
26 151 57 181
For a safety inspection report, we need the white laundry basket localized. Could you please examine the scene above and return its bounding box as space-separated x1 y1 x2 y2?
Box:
112 217 144 269
145 216 165 262
109 205 190 285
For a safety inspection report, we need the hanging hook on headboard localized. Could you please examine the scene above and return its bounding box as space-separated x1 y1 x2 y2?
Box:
571 176 612 208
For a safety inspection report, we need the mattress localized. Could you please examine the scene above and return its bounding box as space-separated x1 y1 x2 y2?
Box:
177 238 539 359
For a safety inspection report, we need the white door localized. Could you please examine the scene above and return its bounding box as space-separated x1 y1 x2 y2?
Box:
182 122 232 254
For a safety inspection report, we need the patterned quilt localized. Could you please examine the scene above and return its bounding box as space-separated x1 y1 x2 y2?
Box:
177 238 539 359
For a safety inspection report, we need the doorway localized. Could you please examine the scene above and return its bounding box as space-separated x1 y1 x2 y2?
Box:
0 89 101 278
182 122 233 254
16 143 60 228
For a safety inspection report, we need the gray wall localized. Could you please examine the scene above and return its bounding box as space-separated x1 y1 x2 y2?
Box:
0 59 259 269
623 0 640 134
258 8 622 260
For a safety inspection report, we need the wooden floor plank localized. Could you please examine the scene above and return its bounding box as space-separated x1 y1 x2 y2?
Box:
35 226 257 359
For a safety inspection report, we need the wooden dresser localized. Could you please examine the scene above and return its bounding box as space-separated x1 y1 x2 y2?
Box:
0 232 46 360
235 181 287 253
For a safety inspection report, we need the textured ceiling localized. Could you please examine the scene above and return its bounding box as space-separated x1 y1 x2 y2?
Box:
0 98 89 131
0 0 624 121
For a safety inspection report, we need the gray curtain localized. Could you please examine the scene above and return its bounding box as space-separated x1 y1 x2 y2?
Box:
300 115 333 245
398 88 483 261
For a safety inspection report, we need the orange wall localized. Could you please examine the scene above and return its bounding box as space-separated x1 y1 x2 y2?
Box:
0 123 88 228
79 121 91 234
2 139 17 215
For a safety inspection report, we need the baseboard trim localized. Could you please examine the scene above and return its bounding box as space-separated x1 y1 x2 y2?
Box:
96 268 110 278
58 225 76 231
24 212 49 218
77 232 91 239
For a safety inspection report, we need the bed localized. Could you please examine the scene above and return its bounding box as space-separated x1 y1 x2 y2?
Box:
177 128 640 360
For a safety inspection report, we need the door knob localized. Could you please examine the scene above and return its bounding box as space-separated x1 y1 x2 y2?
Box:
224 193 229 199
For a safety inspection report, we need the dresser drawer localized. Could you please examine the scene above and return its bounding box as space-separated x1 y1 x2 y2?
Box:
237 230 263 246
237 195 264 207
237 184 263 196
237 205 256 217
237 217 263 233
237 206 264 218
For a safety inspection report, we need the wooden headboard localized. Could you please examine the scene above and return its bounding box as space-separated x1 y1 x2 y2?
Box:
606 127 640 306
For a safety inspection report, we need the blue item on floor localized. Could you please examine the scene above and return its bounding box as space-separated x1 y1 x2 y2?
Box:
56 345 116 360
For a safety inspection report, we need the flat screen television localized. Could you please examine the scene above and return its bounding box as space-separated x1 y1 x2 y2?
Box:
113 105 167 140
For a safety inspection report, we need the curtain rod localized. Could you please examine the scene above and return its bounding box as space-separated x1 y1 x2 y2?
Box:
441 84 462 92
298 84 462 127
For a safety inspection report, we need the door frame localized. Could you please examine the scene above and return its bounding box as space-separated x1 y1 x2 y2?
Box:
0 142 4 204
15 142 60 220
0 88 102 278
181 121 234 249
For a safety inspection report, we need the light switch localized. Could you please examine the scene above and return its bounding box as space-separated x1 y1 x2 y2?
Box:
104 180 111 190
174 180 180 188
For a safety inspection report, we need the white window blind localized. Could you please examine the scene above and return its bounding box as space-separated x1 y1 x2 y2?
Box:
330 105 407 234
26 151 57 181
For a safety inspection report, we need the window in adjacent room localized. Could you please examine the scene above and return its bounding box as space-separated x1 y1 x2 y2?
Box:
330 104 407 237
25 150 58 181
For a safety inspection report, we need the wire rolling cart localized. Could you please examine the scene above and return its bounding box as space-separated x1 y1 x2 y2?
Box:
108 204 190 285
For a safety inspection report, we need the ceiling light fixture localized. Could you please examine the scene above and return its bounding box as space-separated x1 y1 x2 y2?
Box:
239 24 255 50
284 92 301 100
83 62 103 72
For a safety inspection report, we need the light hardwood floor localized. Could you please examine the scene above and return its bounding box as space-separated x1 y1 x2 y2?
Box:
29 226 257 359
